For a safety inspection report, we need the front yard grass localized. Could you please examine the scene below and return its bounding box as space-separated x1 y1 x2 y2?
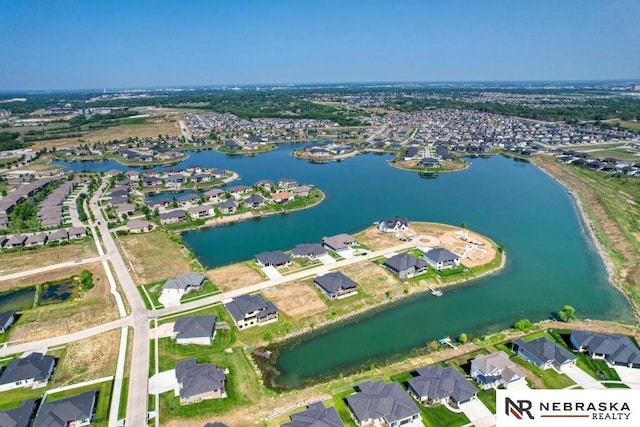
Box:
420 403 471 427
477 389 497 414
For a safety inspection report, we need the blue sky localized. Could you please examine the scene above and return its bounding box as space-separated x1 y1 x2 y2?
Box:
1 0 638 90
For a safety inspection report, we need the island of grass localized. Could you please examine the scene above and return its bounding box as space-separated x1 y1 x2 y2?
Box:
216 141 277 155
292 142 360 162
390 155 468 174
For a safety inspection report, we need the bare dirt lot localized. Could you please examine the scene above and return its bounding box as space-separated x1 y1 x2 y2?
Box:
51 329 120 387
262 281 327 320
206 263 264 292
0 242 98 276
116 231 193 285
8 262 119 343
341 261 400 298
354 226 408 250
437 228 497 268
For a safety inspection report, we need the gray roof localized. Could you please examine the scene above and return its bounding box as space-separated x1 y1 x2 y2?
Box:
0 310 16 327
571 330 640 366
513 337 576 366
25 233 47 245
380 216 409 228
204 188 224 197
291 243 327 258
160 209 187 220
0 399 37 427
68 226 87 236
178 193 200 202
127 219 153 230
314 272 357 294
384 253 427 273
255 250 291 266
322 234 356 251
33 390 96 427
218 199 237 210
224 294 278 323
7 234 27 246
48 229 68 240
174 315 216 340
163 272 206 291
283 401 344 427
0 352 55 386
424 248 459 263
408 365 477 403
244 194 265 205
175 359 226 399
345 380 419 425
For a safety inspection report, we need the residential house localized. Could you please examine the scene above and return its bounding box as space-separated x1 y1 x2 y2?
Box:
167 174 186 186
570 330 640 369
211 169 228 179
188 205 215 220
512 337 577 371
175 359 227 404
244 194 266 209
470 351 527 389
143 176 163 187
173 315 217 345
178 193 200 207
227 185 252 198
68 226 87 239
33 390 96 427
419 158 440 168
24 233 48 247
291 243 327 259
378 216 410 233
0 352 56 392
278 178 298 189
160 210 187 225
6 234 27 248
126 219 155 233
104 169 122 177
314 272 358 300
255 250 292 268
423 248 460 270
0 235 7 248
204 188 225 203
291 185 312 197
125 170 140 180
110 195 129 206
322 234 357 253
47 229 68 243
384 253 427 278
255 179 274 191
273 191 294 204
116 203 136 219
0 310 16 333
224 294 278 330
282 401 344 427
192 173 212 183
407 365 478 407
162 272 206 296
218 199 237 214
0 399 37 427
345 380 421 427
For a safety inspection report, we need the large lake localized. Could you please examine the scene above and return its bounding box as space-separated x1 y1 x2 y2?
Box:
56 145 634 388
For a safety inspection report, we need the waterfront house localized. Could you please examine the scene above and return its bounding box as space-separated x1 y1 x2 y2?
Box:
0 399 37 427
204 188 225 203
407 365 478 407
162 272 206 296
470 351 527 389
188 205 215 220
224 294 278 330
160 210 187 225
314 272 358 300
145 197 172 210
512 337 576 371
104 169 122 177
282 401 344 427
126 219 154 233
383 253 427 278
291 185 312 197
570 330 640 369
218 199 237 214
345 380 420 427
0 352 56 392
423 248 460 270
178 193 200 207
255 250 291 268
419 158 440 168
255 179 274 191
173 315 217 345
322 233 357 253
192 173 212 183
0 310 16 333
227 185 252 197
273 191 294 204
143 176 163 187
378 216 410 233
278 178 298 189
290 243 327 259
175 359 227 405
32 390 96 427
244 193 266 209
211 168 228 179
167 174 186 186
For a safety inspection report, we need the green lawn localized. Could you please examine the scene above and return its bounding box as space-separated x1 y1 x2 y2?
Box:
547 330 620 381
604 382 630 388
157 329 236 372
179 280 221 303
331 390 359 427
420 403 470 427
477 389 497 414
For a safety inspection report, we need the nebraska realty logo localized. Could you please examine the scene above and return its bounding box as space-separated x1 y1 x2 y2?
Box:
497 390 639 426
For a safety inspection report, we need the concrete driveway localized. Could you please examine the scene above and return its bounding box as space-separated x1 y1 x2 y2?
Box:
151 322 175 339
562 364 605 389
158 292 182 308
460 399 496 427
148 370 177 394
262 266 282 279
615 366 640 389
317 254 336 265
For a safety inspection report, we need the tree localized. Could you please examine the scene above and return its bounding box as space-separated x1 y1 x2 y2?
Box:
514 319 533 332
79 270 94 291
558 305 577 322
458 333 468 344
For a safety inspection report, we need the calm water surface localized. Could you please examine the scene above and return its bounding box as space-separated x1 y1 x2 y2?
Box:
56 146 634 388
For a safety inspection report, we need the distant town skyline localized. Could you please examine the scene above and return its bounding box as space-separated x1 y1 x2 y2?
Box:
1 0 638 91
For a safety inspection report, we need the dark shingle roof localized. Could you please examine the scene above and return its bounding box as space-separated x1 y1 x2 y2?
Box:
513 337 576 366
255 250 291 266
174 316 216 340
160 209 187 220
383 253 427 273
175 359 226 399
0 399 37 427
33 391 96 427
163 272 206 292
291 243 327 258
244 194 265 205
218 199 237 210
424 248 459 263
224 295 277 323
345 380 419 425
0 352 55 386
571 330 640 366
282 401 344 427
408 365 477 403
314 272 357 294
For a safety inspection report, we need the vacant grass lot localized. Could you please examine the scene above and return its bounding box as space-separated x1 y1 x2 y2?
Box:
116 231 195 285
206 262 264 292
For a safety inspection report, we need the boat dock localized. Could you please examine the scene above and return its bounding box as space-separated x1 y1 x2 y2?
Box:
426 286 443 296
439 337 457 349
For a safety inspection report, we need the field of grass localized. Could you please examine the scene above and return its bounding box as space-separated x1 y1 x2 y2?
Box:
420 403 470 427
615 121 640 132
0 240 98 278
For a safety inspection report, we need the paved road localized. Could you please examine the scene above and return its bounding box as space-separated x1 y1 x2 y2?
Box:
0 256 107 282
156 239 419 318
